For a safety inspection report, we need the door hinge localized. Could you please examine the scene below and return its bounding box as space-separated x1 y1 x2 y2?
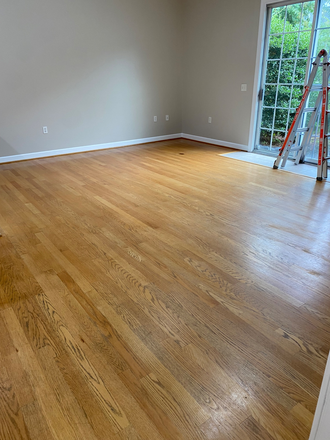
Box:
258 88 264 101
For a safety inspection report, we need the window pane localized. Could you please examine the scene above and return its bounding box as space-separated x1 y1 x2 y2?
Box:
298 31 312 56
285 3 303 32
305 135 319 159
294 58 308 83
272 131 286 147
277 85 291 108
259 129 272 146
314 63 323 83
266 61 280 83
315 28 330 54
283 33 299 58
264 85 277 107
279 59 295 83
274 109 289 130
288 109 297 127
304 111 313 127
261 108 275 129
308 90 320 106
301 1 315 30
291 86 304 107
318 0 330 29
270 6 286 34
268 35 283 59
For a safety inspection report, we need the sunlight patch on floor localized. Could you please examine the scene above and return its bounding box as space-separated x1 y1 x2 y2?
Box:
220 151 329 181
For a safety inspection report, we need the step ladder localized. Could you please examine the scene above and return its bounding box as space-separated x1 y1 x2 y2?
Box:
273 49 330 181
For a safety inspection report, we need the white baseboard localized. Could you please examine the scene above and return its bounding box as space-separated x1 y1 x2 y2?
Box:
181 133 248 151
0 132 247 164
0 133 181 164
309 352 330 440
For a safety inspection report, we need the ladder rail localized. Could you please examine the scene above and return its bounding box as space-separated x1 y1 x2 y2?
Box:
317 53 330 180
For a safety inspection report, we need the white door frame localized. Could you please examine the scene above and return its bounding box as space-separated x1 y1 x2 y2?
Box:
248 0 317 152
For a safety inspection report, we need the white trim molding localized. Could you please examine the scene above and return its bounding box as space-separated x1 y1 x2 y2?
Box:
181 133 248 151
309 352 330 440
0 134 181 164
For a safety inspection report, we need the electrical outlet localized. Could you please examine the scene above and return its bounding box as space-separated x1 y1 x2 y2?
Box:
241 84 247 92
154 116 158 122
166 115 170 121
43 126 48 134
208 117 212 124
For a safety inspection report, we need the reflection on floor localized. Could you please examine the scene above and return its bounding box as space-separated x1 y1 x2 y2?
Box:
220 151 329 181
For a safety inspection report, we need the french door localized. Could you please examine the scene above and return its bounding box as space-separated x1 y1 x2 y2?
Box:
255 0 330 162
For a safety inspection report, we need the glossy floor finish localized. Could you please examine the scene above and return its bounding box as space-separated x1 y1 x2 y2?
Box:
0 139 329 440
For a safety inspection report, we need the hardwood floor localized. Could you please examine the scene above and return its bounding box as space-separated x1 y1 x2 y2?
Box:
0 138 329 439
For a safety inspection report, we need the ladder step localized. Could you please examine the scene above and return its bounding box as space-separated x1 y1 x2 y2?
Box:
311 85 323 91
296 128 309 133
303 107 317 112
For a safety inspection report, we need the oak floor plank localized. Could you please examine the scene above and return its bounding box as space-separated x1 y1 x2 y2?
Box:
239 416 276 440
0 379 31 440
21 400 55 440
1 308 80 440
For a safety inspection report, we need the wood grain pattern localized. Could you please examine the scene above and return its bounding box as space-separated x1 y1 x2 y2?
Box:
0 138 330 439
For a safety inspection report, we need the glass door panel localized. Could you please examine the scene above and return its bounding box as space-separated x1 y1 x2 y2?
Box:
256 1 316 154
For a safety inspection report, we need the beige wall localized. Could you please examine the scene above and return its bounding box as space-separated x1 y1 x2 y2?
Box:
0 0 183 157
182 0 260 147
0 0 263 159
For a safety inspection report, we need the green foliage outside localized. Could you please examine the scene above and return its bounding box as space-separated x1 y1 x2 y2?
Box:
259 1 330 148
